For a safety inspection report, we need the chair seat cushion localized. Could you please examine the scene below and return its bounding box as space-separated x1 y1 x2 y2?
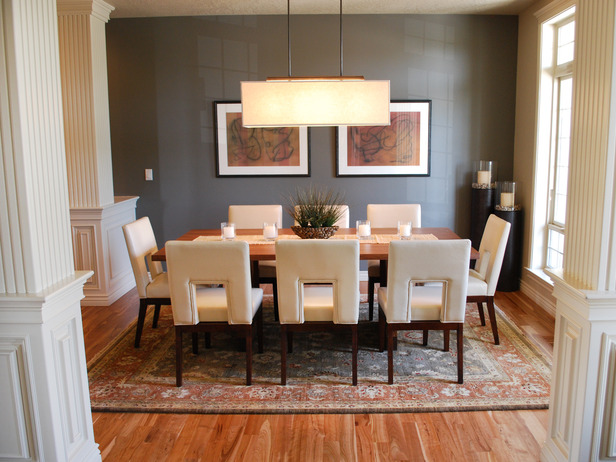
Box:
303 285 334 322
378 285 444 322
367 260 380 278
196 287 264 322
145 272 170 299
467 270 489 296
258 260 277 279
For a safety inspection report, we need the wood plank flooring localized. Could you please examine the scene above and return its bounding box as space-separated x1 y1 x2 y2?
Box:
84 287 554 461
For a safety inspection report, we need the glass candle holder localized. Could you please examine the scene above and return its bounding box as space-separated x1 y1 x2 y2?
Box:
263 222 278 240
356 220 371 239
495 181 519 211
473 160 497 189
221 222 235 240
398 221 412 240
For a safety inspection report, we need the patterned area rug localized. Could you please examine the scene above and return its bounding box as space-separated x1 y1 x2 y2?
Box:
88 300 551 414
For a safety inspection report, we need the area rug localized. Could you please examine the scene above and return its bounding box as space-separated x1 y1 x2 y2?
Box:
87 300 551 414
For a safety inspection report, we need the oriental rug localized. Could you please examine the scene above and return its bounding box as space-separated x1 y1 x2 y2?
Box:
87 300 551 414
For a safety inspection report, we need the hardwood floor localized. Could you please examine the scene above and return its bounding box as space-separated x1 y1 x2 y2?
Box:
84 286 554 461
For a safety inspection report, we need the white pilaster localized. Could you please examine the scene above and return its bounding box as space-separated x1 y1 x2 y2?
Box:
542 0 616 460
0 0 100 460
57 0 137 305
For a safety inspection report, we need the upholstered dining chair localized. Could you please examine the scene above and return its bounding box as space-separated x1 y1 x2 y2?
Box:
228 205 283 319
123 217 170 348
366 203 422 321
378 239 470 384
166 240 264 386
467 214 511 345
293 204 350 228
276 239 360 385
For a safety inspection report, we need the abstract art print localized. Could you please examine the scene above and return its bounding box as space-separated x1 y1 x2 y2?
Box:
336 100 431 176
215 102 310 177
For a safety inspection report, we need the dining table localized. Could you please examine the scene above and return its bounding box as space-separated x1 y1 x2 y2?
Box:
152 227 479 287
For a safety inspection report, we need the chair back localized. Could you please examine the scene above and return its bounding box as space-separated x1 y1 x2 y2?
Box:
385 240 470 323
166 240 253 325
477 214 511 295
123 217 164 298
367 204 422 228
293 204 350 228
229 205 283 229
276 240 360 324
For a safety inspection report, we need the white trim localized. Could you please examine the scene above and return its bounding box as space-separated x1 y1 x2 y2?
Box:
520 267 557 316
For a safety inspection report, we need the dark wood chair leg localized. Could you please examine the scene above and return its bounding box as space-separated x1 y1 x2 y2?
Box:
368 277 376 321
134 299 148 348
273 281 279 322
281 325 287 385
422 330 429 346
287 331 293 353
457 324 464 384
204 333 211 349
192 332 199 354
477 301 486 326
444 330 450 351
486 297 500 345
257 307 264 354
245 331 252 386
388 326 395 385
352 326 358 386
175 328 183 387
379 307 386 352
152 304 161 328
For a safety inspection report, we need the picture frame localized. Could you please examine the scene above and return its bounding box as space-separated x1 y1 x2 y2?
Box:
214 101 310 177
336 100 431 177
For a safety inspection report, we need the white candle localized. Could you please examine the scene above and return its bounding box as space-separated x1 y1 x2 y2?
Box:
223 226 235 239
358 224 370 237
263 225 277 239
477 170 491 185
501 192 514 207
399 224 411 237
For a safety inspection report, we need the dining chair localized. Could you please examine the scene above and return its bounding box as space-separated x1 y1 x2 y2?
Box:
228 205 283 319
166 240 264 386
378 239 470 384
123 217 171 348
276 239 360 385
366 203 422 321
293 204 350 228
467 214 511 345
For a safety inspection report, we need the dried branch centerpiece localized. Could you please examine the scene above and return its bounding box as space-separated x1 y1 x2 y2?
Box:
286 186 345 239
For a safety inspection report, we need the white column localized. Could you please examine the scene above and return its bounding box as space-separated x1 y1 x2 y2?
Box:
0 0 100 460
542 0 616 460
57 0 137 305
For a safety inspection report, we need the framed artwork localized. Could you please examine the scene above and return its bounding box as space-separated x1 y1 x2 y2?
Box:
214 101 310 177
336 100 431 177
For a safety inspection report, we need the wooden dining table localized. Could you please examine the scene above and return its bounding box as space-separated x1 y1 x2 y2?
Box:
152 227 478 286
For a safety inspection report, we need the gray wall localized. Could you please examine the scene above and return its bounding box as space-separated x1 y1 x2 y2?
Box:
107 14 518 245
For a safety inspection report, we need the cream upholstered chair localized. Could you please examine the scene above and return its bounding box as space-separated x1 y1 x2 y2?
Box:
276 239 360 385
166 240 264 386
123 217 170 348
378 240 470 384
467 214 511 345
229 205 283 318
366 203 422 321
293 204 350 228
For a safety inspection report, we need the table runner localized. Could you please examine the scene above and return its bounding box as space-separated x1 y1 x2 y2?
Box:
194 233 437 245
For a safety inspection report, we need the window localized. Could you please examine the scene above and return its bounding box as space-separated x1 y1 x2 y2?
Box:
532 7 575 274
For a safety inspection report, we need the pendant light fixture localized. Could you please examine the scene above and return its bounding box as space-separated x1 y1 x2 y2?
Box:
240 0 390 128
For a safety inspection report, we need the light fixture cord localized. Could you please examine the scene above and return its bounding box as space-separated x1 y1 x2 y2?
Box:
288 0 291 77
339 0 343 76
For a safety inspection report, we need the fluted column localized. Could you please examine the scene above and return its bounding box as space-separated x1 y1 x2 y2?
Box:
542 0 616 460
0 0 100 460
58 0 114 208
57 0 138 305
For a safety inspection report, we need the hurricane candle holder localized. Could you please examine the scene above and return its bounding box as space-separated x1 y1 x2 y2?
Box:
495 181 520 211
472 160 497 189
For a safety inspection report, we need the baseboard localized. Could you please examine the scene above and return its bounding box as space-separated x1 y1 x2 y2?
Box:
520 268 556 317
360 270 368 282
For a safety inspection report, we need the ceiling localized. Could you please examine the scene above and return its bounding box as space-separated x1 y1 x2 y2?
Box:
107 0 538 19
